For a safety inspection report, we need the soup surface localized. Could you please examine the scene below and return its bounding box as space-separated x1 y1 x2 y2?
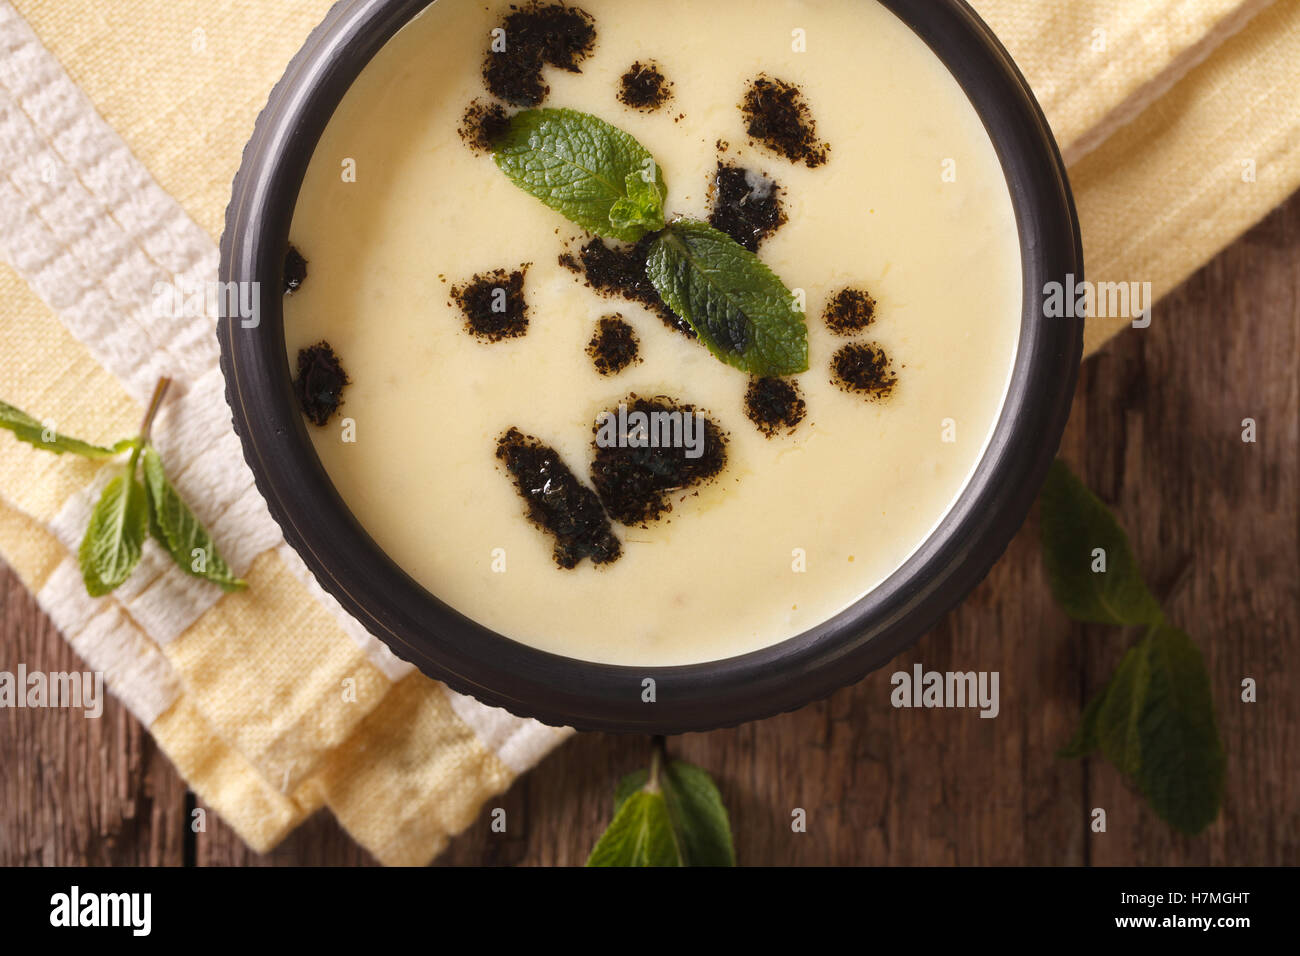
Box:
284 0 1022 665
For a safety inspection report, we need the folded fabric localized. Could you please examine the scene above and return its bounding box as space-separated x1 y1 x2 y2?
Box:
0 0 1295 864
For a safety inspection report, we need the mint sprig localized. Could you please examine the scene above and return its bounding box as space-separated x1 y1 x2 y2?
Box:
2 379 247 597
1042 459 1224 834
494 108 666 243
647 219 808 376
587 739 735 867
491 108 808 378
609 170 665 236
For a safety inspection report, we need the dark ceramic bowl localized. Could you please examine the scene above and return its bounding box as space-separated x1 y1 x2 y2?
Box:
219 0 1084 733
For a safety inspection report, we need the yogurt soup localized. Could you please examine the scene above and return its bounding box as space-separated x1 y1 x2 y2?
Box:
282 0 1023 666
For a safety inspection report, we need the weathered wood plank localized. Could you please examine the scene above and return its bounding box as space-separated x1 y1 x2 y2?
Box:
1069 192 1300 865
0 567 188 865
194 804 378 866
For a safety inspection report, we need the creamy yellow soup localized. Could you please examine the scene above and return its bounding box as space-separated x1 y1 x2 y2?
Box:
284 0 1022 666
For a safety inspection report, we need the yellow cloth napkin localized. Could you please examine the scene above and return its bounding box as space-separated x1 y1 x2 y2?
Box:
0 0 1296 864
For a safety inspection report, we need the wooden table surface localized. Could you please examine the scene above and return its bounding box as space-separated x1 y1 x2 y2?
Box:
2 192 1297 867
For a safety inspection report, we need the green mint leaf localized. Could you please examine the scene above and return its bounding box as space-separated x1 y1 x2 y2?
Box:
1061 643 1147 765
613 768 648 812
493 108 667 242
1093 639 1148 777
0 399 130 458
1039 459 1164 627
1058 685 1107 759
78 472 148 596
603 759 735 866
646 219 808 377
657 760 736 866
586 790 683 867
609 170 664 234
1066 625 1225 834
1136 625 1227 834
142 446 246 592
1116 625 1226 834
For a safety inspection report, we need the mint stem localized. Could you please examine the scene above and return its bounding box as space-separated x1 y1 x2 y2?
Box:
647 735 667 792
139 377 171 445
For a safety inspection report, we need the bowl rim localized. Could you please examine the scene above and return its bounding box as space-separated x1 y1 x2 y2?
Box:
218 0 1085 734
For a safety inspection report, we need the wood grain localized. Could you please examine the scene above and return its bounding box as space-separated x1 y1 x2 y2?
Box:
0 571 188 865
2 191 1297 867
